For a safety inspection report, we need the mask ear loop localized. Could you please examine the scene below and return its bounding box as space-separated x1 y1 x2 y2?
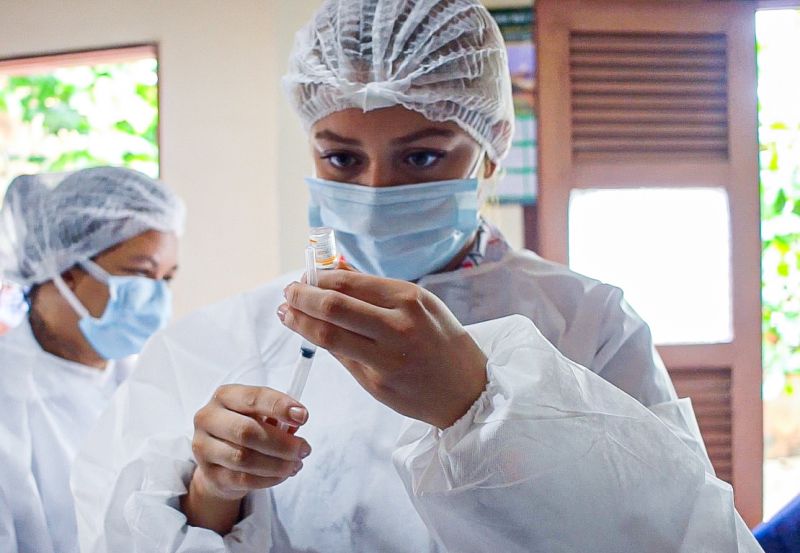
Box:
473 149 498 214
469 149 486 180
52 273 91 320
51 259 112 320
78 259 111 284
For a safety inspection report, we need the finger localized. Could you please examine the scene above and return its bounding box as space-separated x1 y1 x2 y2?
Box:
213 384 308 426
282 306 381 365
201 463 292 493
283 282 392 340
336 257 358 272
196 405 311 461
195 432 302 479
314 270 412 308
263 417 298 435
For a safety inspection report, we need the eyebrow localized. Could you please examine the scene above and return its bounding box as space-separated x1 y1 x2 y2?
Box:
390 128 456 145
313 127 456 147
314 130 362 145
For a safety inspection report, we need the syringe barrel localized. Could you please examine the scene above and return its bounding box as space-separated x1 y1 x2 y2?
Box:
304 246 319 287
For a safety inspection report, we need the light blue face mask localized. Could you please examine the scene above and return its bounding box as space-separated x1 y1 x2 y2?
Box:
307 169 481 281
53 259 172 360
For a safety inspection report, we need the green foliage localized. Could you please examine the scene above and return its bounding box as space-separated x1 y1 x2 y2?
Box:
759 10 800 398
0 58 159 188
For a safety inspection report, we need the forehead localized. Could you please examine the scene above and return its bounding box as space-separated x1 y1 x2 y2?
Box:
311 106 467 142
99 230 179 263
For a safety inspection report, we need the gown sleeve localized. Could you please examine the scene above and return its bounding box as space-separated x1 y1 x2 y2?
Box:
71 311 276 553
393 314 763 553
591 287 717 472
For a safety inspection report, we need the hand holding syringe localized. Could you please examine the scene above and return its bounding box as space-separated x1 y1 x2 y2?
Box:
278 227 336 432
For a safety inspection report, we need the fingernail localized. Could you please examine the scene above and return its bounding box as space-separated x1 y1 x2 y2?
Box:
292 461 303 476
289 406 308 424
276 304 287 322
283 282 297 299
299 443 312 459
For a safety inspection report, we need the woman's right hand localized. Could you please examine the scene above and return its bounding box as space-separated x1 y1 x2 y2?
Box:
181 384 312 534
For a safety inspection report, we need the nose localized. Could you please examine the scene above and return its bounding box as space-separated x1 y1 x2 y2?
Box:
356 159 402 188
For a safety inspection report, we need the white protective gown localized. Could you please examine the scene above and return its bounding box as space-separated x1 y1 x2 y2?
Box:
72 249 762 552
0 319 132 553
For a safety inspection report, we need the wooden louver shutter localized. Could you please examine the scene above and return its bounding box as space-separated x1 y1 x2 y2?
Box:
569 31 729 158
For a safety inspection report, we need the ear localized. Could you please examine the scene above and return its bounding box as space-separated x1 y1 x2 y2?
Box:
60 267 82 290
483 158 498 179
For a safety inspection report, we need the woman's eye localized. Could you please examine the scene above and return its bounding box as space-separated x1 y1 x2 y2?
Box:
124 268 151 278
406 151 443 168
324 153 359 169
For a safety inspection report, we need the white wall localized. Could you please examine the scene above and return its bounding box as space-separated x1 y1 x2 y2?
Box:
1 0 531 317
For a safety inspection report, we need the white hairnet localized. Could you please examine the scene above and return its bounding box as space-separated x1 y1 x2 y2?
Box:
0 167 185 288
283 0 515 162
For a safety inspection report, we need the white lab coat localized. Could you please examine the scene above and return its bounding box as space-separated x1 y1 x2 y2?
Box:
0 320 132 553
72 249 762 552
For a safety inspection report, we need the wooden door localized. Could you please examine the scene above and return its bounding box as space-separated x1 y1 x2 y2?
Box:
536 0 762 525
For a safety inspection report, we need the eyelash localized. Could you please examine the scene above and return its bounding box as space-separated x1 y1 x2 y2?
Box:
322 152 361 170
124 268 166 281
321 150 445 170
405 150 444 168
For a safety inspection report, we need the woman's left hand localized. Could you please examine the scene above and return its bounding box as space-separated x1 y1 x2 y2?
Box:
277 270 488 429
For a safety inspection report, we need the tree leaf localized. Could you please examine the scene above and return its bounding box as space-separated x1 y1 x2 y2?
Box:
769 145 780 171
114 120 137 134
47 150 103 171
143 117 158 146
122 152 156 163
773 235 791 255
42 105 85 134
135 83 158 107
774 188 788 214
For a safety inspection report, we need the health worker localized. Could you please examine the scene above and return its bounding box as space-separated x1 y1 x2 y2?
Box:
0 166 185 553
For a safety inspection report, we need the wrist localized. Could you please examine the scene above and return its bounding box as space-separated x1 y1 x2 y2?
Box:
434 346 488 430
181 466 245 535
190 465 247 502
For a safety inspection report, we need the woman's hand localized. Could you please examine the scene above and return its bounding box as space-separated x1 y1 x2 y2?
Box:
181 384 312 535
278 270 488 429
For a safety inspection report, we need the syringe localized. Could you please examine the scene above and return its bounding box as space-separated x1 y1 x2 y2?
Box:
279 227 336 432
285 245 318 399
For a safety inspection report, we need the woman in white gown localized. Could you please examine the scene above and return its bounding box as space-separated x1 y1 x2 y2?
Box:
72 2 762 552
0 167 184 553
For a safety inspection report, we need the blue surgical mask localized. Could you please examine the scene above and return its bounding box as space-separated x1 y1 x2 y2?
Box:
53 260 172 360
306 174 481 281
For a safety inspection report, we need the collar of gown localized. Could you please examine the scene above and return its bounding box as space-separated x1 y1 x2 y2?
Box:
1 317 124 399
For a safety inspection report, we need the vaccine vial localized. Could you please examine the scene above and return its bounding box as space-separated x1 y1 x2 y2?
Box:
309 227 337 269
